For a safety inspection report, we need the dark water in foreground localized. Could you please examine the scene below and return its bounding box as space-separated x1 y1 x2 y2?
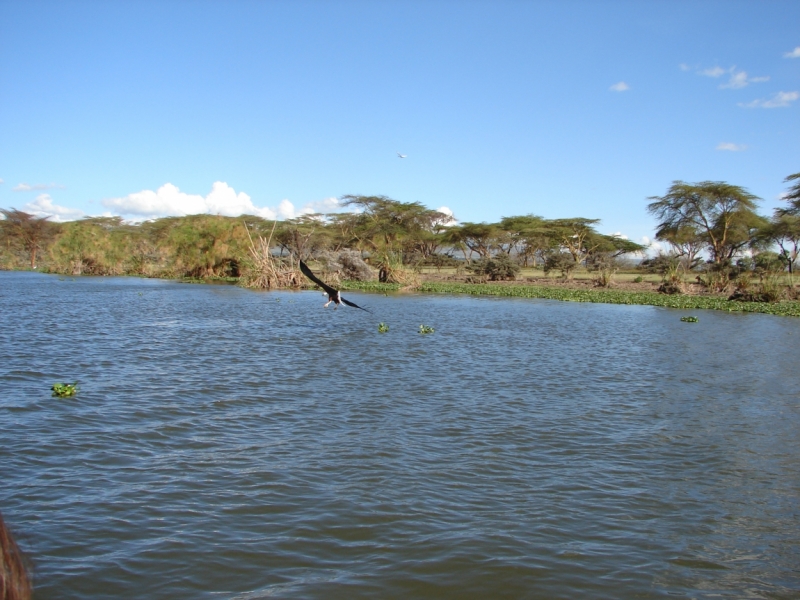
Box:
1 271 799 599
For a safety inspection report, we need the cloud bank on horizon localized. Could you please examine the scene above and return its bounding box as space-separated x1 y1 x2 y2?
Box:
100 181 309 221
17 181 347 223
14 181 456 227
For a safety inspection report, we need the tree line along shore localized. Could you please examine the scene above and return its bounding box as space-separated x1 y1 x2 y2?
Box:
2 176 799 317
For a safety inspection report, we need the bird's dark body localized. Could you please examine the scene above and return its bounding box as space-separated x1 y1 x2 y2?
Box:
299 260 371 313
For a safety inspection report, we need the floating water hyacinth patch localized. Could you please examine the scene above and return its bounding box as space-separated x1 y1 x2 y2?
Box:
52 382 78 397
378 322 389 333
419 324 435 334
680 316 699 322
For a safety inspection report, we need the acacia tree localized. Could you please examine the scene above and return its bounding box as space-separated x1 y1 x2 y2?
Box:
647 181 764 266
0 208 57 268
340 195 453 281
651 223 704 273
497 215 549 264
759 216 800 277
275 214 330 260
585 233 645 286
545 218 603 269
763 172 800 278
444 222 497 261
777 172 800 217
404 210 453 261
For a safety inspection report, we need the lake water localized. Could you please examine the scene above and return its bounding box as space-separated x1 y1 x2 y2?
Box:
1 271 799 599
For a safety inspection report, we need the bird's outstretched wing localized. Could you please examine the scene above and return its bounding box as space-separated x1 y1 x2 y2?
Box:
300 260 339 297
341 297 372 314
300 260 372 313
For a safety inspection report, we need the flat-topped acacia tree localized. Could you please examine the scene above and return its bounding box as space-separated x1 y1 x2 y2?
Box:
764 172 800 277
647 181 766 266
0 208 57 269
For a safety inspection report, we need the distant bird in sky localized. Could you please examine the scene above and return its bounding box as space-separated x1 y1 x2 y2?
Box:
397 152 407 158
299 260 372 313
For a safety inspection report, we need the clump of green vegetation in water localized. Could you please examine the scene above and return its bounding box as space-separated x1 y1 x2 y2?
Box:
52 382 78 397
680 316 699 323
378 322 389 333
419 324 435 334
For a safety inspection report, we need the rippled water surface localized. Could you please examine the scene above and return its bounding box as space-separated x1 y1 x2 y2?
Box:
1 271 799 599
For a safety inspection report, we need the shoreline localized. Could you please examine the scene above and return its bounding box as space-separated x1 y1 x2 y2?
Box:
339 279 800 318
6 268 800 317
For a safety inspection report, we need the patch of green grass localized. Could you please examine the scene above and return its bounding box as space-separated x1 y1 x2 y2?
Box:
378 322 389 333
415 282 800 317
419 324 435 334
340 281 401 293
336 278 800 317
180 276 240 285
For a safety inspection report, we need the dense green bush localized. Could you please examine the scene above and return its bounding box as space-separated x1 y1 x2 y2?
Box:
467 254 520 281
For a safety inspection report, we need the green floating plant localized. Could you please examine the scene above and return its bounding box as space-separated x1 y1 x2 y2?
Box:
51 382 78 398
418 324 435 334
680 316 699 323
378 322 389 333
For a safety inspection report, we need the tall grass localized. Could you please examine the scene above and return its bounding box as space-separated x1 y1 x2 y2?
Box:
240 221 303 289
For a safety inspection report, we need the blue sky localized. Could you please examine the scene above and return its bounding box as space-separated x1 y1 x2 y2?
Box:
1 0 798 248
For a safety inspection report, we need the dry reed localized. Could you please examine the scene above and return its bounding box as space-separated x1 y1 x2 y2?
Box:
240 221 303 289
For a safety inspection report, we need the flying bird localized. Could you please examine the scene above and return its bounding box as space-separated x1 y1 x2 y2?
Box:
397 152 407 158
299 260 372 313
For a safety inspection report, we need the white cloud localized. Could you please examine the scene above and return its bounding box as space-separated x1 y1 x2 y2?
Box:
241 196 343 220
101 181 347 222
719 70 769 89
700 66 726 78
0 178 4 184
102 182 274 220
609 81 629 92
716 142 747 151
291 196 343 216
784 46 800 58
23 194 86 222
696 65 768 88
13 182 65 192
738 91 799 108
608 231 628 239
435 205 457 227
720 71 748 89
437 206 454 218
679 63 691 71
641 236 664 255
